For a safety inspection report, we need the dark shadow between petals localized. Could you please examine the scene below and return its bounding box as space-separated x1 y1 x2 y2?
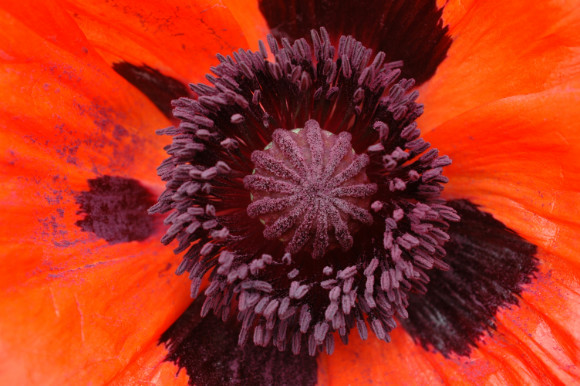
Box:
113 62 191 121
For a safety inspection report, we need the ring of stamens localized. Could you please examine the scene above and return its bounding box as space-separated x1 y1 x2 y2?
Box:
151 28 459 356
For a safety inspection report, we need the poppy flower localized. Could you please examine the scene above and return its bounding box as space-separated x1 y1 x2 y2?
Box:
0 0 579 385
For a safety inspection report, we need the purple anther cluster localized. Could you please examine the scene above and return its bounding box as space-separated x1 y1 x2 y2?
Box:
151 28 458 356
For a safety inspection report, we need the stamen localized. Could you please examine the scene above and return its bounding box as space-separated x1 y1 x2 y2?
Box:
152 28 458 356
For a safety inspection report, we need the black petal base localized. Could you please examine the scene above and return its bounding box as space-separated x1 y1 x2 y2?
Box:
112 62 191 120
75 176 156 244
400 199 538 357
160 295 318 386
258 0 452 84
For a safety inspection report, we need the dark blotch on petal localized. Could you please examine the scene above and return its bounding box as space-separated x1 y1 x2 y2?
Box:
113 62 191 120
160 296 318 386
400 199 538 357
258 0 452 84
75 176 156 244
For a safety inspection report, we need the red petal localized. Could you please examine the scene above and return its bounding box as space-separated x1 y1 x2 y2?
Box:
426 89 580 265
61 0 269 83
0 3 191 382
420 0 580 130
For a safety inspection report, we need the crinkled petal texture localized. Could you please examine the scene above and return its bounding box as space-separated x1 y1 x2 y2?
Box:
60 0 269 83
428 91 580 383
2 0 580 385
430 90 580 266
0 2 201 384
419 0 580 129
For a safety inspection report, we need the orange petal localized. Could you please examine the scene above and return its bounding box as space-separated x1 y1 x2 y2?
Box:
0 3 191 383
60 0 270 83
222 0 270 53
108 341 189 385
0 1 172 180
0 234 191 384
489 254 580 383
425 89 580 266
436 0 476 29
420 0 580 129
320 329 447 385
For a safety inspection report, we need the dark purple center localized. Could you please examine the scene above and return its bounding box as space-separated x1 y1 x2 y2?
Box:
125 4 540 379
150 28 459 356
244 120 377 258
